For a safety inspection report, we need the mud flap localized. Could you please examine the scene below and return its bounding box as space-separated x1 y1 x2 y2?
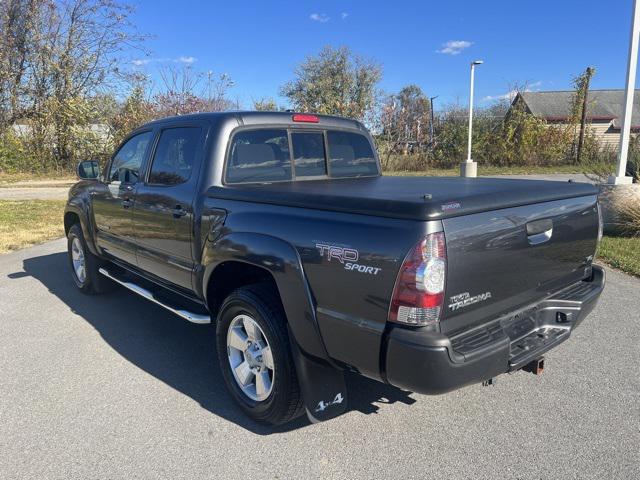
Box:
289 332 348 422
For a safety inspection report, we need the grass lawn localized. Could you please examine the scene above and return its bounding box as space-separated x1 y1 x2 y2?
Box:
386 164 588 177
0 200 66 254
0 171 76 186
598 236 640 278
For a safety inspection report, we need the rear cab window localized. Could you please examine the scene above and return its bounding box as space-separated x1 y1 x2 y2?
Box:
292 132 327 178
226 129 291 183
225 127 378 184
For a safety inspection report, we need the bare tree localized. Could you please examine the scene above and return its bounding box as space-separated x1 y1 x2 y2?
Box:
0 0 146 169
0 0 39 129
154 65 234 116
380 85 432 155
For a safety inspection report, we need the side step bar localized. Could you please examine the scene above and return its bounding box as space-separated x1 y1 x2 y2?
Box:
98 268 211 324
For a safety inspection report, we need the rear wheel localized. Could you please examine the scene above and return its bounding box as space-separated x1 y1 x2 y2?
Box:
216 284 303 425
67 223 113 294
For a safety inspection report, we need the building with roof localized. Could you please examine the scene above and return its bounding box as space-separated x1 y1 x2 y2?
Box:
510 89 640 149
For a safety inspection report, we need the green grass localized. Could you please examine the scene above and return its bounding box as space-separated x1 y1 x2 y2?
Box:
385 164 587 177
0 200 66 254
598 235 640 278
0 171 76 186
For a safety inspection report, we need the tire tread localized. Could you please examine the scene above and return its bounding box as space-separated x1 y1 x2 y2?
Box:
216 283 304 425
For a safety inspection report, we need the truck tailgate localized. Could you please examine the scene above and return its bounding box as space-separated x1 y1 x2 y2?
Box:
441 195 599 333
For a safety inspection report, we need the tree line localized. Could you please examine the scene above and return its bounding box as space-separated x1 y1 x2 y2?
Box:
0 0 625 174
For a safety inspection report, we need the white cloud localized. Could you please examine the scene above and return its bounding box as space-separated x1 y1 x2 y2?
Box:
483 81 543 102
310 13 330 23
178 56 197 65
483 90 518 102
341 12 348 19
131 56 197 67
436 40 473 55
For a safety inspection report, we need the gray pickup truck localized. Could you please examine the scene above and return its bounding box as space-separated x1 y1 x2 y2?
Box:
65 111 605 425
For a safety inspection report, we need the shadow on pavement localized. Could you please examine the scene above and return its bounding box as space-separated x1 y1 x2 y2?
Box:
14 251 416 435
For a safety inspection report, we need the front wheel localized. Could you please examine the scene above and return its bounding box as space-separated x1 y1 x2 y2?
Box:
67 223 113 294
216 284 303 425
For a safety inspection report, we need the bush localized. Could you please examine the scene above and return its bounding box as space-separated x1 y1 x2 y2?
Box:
0 129 32 173
582 137 640 184
613 193 640 236
378 96 594 172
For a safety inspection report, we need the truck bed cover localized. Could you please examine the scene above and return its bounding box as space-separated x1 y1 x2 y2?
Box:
208 176 598 220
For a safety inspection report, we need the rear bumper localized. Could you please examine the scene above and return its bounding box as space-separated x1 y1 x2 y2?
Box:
384 265 605 395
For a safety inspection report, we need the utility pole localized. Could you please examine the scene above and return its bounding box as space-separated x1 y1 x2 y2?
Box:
576 67 594 164
461 60 483 177
610 0 639 185
207 70 213 102
429 96 438 145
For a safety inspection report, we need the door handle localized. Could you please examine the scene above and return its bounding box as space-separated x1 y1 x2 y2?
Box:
526 219 553 245
527 229 553 245
171 205 187 218
122 198 133 209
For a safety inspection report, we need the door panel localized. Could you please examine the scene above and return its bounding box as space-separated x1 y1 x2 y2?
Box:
133 126 203 290
92 131 154 266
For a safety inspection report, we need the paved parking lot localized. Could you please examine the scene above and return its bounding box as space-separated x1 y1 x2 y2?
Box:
0 180 74 201
0 239 638 479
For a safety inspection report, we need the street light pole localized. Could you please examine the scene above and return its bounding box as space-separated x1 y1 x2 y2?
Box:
461 60 483 177
609 0 639 185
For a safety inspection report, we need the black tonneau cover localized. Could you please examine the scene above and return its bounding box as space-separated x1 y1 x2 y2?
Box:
207 176 598 220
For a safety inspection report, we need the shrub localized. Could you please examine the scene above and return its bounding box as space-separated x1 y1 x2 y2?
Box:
613 193 640 236
0 129 31 173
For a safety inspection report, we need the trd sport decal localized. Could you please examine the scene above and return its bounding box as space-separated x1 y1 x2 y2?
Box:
315 243 382 275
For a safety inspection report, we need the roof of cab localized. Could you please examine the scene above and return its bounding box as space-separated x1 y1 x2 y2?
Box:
139 110 367 132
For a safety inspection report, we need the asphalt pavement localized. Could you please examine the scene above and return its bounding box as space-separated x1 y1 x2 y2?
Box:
0 239 638 479
0 180 74 201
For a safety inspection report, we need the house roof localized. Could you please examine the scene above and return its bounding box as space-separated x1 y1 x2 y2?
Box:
515 89 640 128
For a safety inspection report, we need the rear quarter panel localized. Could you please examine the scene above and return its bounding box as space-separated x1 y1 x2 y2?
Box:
204 198 436 380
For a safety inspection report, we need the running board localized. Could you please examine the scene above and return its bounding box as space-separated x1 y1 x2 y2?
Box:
98 267 211 324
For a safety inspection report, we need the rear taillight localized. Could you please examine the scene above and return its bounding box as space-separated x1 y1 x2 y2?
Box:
389 232 446 326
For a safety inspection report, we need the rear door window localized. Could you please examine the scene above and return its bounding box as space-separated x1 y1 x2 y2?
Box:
226 129 291 183
148 127 201 185
291 132 327 177
327 131 378 178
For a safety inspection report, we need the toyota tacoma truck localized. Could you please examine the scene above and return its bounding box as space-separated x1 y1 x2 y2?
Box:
64 111 605 425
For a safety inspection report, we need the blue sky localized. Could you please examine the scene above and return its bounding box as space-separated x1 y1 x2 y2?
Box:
126 0 638 110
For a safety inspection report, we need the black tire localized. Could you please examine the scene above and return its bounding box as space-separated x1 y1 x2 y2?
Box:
216 283 303 425
67 223 113 294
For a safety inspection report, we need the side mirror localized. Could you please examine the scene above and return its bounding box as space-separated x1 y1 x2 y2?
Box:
77 160 101 180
